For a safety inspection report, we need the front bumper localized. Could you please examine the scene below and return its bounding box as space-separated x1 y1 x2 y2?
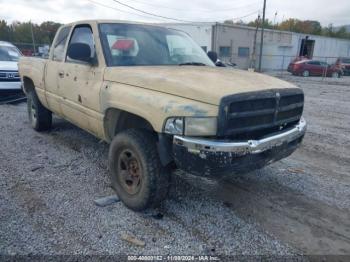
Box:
0 81 22 91
173 118 306 177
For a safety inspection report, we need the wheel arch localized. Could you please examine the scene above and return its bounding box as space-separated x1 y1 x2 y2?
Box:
104 107 156 143
22 76 36 94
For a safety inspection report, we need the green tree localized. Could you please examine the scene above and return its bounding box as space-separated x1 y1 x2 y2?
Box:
247 18 273 29
0 20 62 45
223 20 234 25
10 21 34 43
0 20 10 41
244 17 350 39
39 21 62 44
333 26 350 39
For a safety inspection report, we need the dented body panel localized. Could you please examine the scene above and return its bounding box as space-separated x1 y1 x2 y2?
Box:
100 79 218 134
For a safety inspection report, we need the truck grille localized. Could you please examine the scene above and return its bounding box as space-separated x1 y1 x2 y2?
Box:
0 70 20 82
218 88 304 140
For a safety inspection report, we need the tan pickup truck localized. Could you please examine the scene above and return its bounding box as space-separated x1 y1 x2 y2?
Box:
19 20 306 211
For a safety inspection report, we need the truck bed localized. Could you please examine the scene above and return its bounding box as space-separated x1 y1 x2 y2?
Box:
18 57 47 91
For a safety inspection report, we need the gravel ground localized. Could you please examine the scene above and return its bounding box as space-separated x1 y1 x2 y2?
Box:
0 75 350 259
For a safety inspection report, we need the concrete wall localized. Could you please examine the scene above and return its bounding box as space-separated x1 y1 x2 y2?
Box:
156 22 350 71
212 24 294 70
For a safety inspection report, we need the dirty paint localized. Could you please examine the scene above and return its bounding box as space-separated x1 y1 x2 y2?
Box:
179 105 208 116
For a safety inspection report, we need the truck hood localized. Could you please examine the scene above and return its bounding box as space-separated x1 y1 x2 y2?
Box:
104 66 297 105
0 61 18 71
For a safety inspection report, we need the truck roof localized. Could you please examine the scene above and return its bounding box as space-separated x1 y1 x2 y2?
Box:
64 19 171 28
66 19 149 25
0 41 16 47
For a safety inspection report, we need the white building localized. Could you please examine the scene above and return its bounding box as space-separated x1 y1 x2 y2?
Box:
159 22 350 71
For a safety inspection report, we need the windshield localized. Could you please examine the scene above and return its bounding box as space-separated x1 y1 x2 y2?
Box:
0 46 21 62
99 23 214 67
341 58 350 64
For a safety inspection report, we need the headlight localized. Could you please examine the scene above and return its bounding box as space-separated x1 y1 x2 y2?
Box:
184 117 217 136
164 117 217 136
164 117 184 135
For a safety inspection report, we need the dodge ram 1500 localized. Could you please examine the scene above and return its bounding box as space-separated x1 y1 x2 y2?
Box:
19 20 306 211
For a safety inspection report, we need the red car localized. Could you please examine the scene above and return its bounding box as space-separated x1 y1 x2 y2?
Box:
335 57 350 76
288 60 343 78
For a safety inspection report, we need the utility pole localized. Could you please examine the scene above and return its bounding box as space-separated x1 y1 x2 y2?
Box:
273 11 278 29
30 21 36 56
258 0 267 72
250 15 261 70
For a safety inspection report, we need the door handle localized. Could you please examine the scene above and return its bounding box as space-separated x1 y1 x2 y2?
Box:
58 71 65 78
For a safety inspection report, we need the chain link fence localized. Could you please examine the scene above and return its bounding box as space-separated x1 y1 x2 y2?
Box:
219 53 347 80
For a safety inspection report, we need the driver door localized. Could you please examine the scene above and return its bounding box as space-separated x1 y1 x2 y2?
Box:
59 24 104 137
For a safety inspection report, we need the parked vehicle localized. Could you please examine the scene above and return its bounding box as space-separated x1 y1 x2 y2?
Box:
19 20 306 211
335 57 350 76
290 56 309 64
0 41 22 92
288 60 343 78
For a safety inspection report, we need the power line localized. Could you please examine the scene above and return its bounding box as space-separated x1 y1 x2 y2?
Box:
232 10 261 21
123 0 192 11
111 0 198 23
112 0 260 23
87 0 260 24
86 0 166 21
123 0 260 13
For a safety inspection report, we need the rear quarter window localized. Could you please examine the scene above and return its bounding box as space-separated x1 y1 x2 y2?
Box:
52 26 71 62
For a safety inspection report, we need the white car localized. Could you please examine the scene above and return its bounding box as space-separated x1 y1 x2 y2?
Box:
0 41 22 92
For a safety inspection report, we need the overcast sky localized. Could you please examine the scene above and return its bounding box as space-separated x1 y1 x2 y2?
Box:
0 0 349 26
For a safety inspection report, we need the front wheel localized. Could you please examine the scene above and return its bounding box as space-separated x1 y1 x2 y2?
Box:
108 129 170 211
27 90 52 131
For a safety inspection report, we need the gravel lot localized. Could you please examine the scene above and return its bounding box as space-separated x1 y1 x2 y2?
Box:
1 75 350 258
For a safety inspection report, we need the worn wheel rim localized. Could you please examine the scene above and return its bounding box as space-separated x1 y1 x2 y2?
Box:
332 72 339 78
29 99 37 126
117 149 143 195
303 71 309 77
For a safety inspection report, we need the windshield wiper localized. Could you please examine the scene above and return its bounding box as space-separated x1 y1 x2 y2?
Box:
179 62 206 66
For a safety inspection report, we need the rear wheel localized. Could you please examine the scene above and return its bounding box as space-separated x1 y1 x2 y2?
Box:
108 129 170 211
302 70 310 77
27 90 52 131
332 71 340 78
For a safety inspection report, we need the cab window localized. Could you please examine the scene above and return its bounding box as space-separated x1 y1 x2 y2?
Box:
307 61 320 65
52 26 71 62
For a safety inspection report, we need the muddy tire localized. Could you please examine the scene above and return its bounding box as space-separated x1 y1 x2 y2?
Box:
27 90 52 131
108 129 170 211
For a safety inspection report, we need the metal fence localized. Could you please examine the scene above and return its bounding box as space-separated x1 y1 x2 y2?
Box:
219 53 344 79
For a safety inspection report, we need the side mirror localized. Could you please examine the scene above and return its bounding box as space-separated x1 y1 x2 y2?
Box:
207 51 218 63
67 43 92 63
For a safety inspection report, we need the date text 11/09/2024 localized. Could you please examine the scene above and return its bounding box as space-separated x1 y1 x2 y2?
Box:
127 255 220 261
